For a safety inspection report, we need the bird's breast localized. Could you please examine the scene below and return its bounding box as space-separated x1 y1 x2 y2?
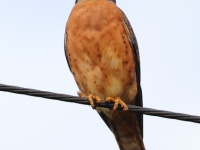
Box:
66 1 137 103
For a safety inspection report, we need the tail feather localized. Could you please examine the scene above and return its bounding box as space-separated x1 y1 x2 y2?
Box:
107 111 145 150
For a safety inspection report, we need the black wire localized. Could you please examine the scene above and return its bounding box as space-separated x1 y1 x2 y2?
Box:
0 83 200 123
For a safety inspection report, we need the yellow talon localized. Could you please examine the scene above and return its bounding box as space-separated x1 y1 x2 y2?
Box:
77 91 101 108
106 97 128 113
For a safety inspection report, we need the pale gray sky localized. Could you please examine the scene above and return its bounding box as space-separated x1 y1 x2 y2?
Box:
0 0 200 150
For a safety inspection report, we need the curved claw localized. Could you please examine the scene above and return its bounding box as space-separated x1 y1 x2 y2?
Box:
77 91 101 108
106 97 128 112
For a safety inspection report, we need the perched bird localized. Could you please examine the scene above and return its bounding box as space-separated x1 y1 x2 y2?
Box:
64 0 145 149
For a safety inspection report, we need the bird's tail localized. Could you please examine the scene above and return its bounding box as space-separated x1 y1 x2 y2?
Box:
107 111 145 150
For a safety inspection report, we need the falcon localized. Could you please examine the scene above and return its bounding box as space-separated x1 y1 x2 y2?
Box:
64 0 145 149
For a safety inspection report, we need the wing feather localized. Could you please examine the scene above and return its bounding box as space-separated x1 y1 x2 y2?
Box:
64 32 72 72
121 10 143 137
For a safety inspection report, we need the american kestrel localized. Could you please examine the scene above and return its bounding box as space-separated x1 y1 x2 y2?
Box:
64 0 145 149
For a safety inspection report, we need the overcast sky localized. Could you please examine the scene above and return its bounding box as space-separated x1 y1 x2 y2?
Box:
0 0 200 150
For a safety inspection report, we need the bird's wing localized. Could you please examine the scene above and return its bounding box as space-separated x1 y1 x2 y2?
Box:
121 10 143 137
64 32 72 72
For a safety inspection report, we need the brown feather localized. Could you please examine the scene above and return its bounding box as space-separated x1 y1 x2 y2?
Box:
65 0 145 149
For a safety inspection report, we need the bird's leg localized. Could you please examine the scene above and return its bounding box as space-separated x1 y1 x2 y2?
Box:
106 97 128 114
77 91 101 109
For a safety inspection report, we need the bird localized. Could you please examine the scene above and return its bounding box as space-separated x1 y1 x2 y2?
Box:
64 0 145 150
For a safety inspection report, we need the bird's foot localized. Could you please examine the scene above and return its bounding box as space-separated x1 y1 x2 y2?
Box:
77 91 101 109
106 97 128 114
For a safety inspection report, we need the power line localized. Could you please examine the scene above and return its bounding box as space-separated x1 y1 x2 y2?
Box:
0 83 200 123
